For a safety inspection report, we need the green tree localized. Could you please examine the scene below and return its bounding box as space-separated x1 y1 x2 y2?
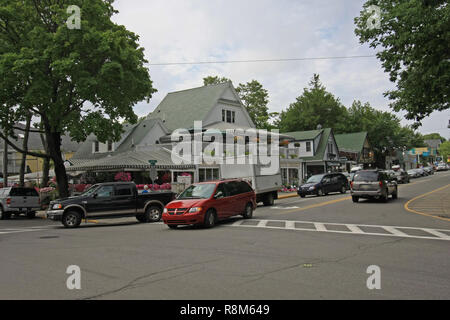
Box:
355 0 449 127
203 76 230 86
0 0 156 197
236 80 273 129
278 74 349 133
438 141 450 163
345 100 425 168
423 133 447 143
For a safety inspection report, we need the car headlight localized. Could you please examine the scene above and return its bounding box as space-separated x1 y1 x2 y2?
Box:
163 208 168 214
52 204 63 210
188 207 202 213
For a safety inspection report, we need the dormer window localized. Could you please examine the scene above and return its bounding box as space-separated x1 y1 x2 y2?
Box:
94 141 99 153
223 109 236 123
107 141 113 152
306 142 312 152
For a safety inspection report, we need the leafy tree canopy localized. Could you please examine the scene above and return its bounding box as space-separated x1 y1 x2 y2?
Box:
277 74 349 133
423 133 447 143
0 0 156 197
355 0 449 127
203 76 230 86
438 141 450 163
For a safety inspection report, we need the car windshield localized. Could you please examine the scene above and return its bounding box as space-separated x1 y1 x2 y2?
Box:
306 175 325 184
353 171 379 182
178 183 216 200
80 185 99 197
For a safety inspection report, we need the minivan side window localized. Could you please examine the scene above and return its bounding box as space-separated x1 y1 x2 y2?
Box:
238 181 253 193
226 182 241 196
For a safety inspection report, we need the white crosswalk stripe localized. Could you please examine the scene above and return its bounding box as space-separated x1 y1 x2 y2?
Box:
226 219 450 241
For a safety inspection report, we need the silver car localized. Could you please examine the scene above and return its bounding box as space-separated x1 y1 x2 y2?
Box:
351 170 398 203
0 187 41 219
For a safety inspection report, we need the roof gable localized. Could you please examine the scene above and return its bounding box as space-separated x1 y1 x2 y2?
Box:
283 130 323 141
335 132 368 153
147 82 234 131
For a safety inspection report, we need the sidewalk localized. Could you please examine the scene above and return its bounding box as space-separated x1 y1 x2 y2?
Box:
406 184 450 221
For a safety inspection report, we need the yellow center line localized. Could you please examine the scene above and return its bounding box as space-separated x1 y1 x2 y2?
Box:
281 196 352 214
404 184 450 222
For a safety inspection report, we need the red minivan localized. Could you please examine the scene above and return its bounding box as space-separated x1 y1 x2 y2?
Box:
162 180 256 229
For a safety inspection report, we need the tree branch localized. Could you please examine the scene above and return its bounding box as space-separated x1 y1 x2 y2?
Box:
0 132 50 159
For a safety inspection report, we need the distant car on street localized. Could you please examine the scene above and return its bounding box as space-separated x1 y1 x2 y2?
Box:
394 170 410 184
436 163 448 171
351 170 398 203
298 173 348 198
0 187 41 220
162 180 256 229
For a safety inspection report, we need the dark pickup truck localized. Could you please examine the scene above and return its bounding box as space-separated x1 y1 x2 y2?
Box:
47 182 176 228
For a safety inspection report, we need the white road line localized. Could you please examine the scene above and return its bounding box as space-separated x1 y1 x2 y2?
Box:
232 220 244 226
383 226 409 237
257 220 269 227
285 221 296 230
226 219 450 241
422 228 450 239
314 223 327 232
346 225 364 234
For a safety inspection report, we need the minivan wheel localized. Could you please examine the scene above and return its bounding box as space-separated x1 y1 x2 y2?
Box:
62 211 82 228
340 185 347 194
352 196 359 203
204 210 216 228
317 188 324 197
144 206 162 223
243 203 254 219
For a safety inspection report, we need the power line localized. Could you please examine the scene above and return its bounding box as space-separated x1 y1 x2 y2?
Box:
147 54 377 66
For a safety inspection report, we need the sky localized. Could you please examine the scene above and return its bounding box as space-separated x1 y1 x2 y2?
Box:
111 0 449 139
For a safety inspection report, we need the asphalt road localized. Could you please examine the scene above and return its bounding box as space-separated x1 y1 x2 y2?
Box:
1 172 449 300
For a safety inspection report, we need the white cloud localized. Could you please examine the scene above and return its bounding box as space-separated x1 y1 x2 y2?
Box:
112 0 448 138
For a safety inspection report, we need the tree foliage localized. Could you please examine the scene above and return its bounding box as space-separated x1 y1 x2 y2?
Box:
438 141 450 163
203 76 230 86
277 74 349 133
423 133 447 143
0 0 156 197
355 0 449 127
235 80 273 130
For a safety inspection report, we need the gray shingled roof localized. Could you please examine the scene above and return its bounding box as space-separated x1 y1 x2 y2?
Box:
0 123 80 153
67 149 195 171
147 82 232 131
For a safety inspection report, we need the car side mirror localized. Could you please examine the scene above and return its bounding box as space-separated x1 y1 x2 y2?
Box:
93 193 98 199
214 191 224 199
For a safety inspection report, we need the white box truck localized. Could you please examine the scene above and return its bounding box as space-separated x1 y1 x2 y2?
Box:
220 163 281 206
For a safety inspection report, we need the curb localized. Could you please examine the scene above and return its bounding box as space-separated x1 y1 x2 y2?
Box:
404 184 450 222
278 193 298 200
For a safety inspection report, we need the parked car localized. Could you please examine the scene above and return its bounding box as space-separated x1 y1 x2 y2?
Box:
162 180 256 229
407 169 419 179
0 187 41 220
351 170 398 203
423 167 434 175
394 170 410 184
46 182 176 228
298 173 349 198
437 163 448 171
416 168 428 176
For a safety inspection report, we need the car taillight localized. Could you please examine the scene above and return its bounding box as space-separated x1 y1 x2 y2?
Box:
379 181 383 188
6 198 11 205
350 182 353 189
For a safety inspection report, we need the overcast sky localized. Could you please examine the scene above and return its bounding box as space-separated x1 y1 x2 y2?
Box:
112 0 449 139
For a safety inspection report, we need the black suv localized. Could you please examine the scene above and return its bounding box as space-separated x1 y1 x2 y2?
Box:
298 173 349 198
351 170 398 203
